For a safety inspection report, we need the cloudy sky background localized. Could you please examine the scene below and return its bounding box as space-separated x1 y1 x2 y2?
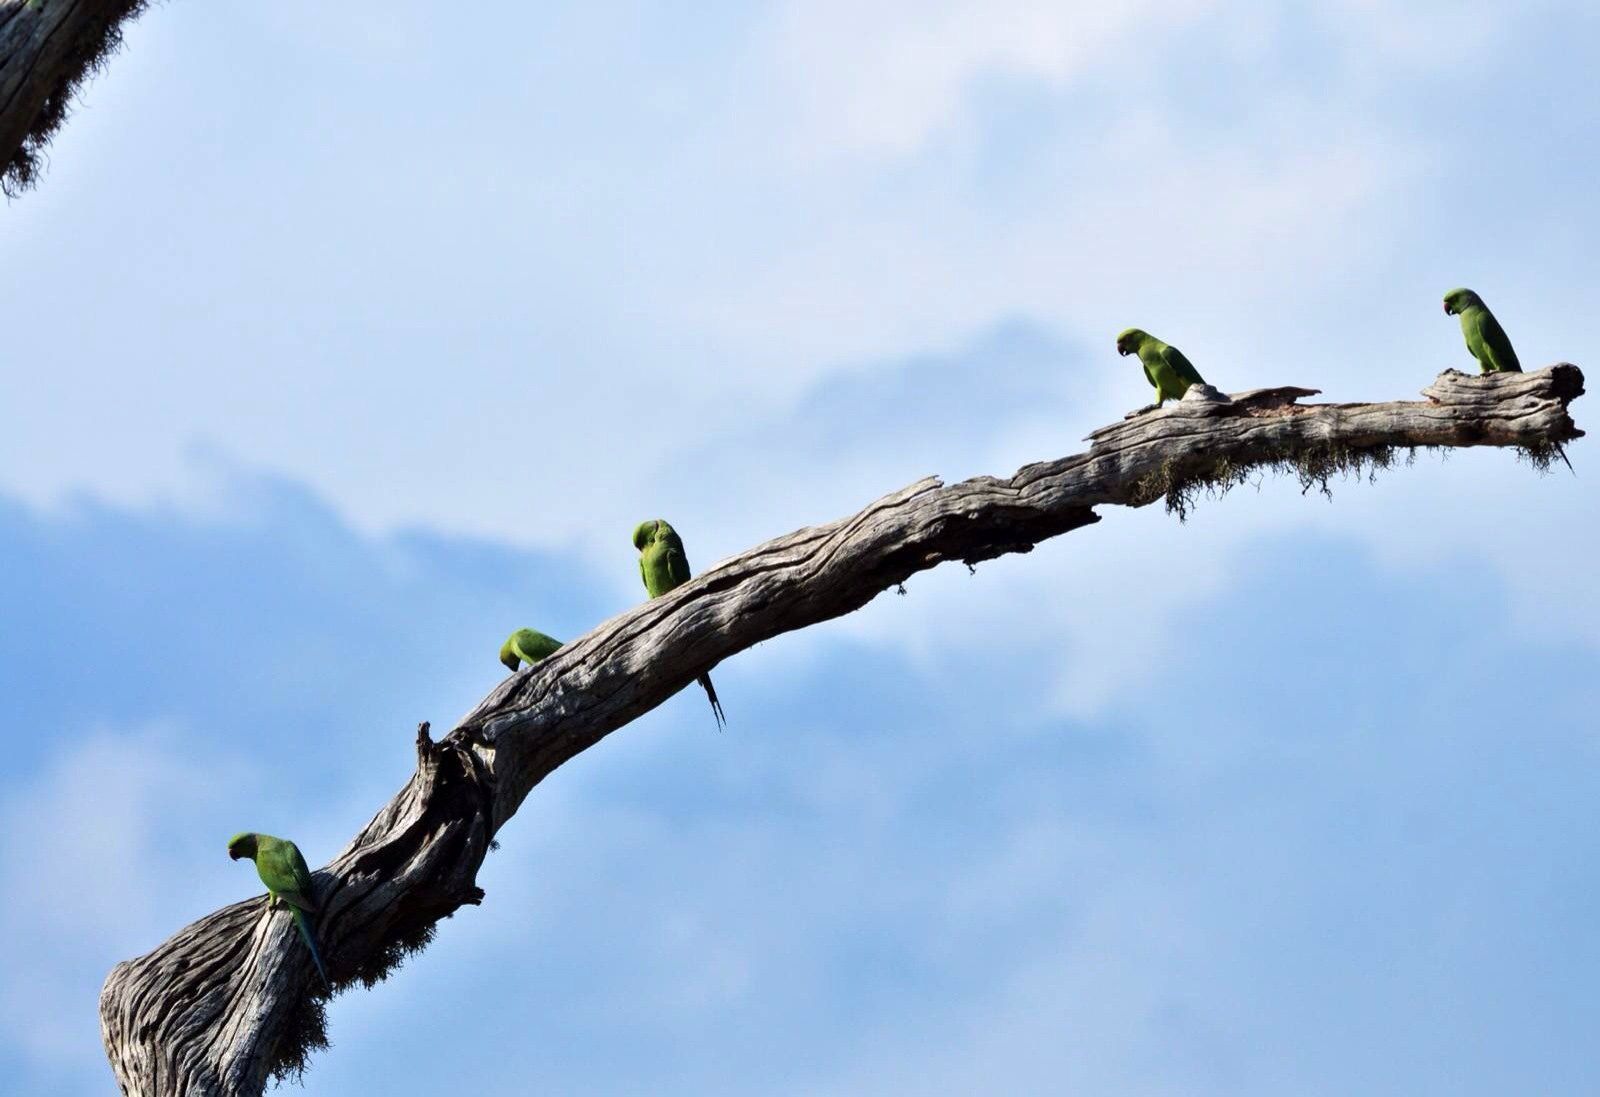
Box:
2 2 1597 1093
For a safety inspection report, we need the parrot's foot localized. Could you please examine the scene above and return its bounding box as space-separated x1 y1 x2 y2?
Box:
1125 403 1161 419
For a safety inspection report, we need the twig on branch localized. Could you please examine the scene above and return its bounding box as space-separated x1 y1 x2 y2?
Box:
99 365 1585 1096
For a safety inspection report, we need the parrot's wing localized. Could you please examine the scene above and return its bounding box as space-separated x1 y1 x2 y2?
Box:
1479 311 1522 372
519 631 563 662
638 554 648 592
665 545 693 587
277 888 319 914
255 841 316 906
287 845 317 904
1160 344 1205 387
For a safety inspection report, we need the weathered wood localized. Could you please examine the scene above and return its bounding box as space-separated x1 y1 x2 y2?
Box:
99 365 1585 1096
0 0 148 195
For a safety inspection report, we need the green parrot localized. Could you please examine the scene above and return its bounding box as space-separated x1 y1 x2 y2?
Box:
1443 288 1571 470
1443 288 1522 373
500 627 563 672
632 518 726 729
228 832 330 987
1115 328 1207 409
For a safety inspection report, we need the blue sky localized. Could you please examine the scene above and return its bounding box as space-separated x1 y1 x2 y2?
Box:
1 2 1597 1093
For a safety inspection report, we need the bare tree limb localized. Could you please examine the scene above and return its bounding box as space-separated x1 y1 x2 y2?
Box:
0 0 148 196
99 365 1585 1096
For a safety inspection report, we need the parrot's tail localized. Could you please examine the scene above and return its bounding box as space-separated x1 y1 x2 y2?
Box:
1557 442 1575 475
698 672 727 731
291 906 332 989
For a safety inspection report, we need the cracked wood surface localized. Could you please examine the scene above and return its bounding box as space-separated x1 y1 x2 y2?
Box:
99 365 1585 1096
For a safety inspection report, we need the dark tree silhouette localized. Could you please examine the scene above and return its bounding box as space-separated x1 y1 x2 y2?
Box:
0 0 149 195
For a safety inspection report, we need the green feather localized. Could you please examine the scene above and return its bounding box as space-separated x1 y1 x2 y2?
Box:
500 628 563 671
1444 287 1522 374
291 906 331 988
1116 328 1206 406
634 518 726 728
229 832 330 987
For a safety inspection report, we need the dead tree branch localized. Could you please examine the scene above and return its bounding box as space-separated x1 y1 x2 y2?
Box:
0 0 149 196
99 365 1585 1095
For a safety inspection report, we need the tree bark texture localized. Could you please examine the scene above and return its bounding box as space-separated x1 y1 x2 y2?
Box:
99 366 1586 1095
0 0 146 194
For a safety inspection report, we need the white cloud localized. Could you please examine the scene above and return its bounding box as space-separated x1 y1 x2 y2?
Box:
764 0 1213 162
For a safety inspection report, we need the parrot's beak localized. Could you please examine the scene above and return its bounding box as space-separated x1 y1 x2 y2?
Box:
228 849 243 860
1442 302 1451 315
